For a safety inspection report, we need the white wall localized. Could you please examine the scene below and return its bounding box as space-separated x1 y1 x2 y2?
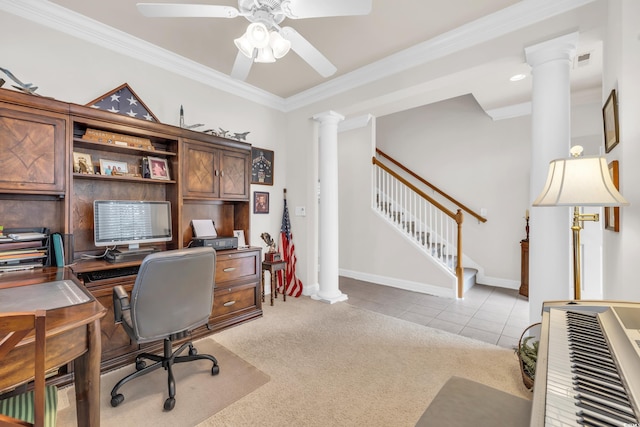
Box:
375 95 531 287
337 121 455 296
603 0 640 301
0 13 287 256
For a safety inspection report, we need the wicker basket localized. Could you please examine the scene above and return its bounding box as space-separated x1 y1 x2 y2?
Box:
517 322 541 390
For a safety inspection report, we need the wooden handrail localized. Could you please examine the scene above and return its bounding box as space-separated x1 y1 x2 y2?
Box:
375 148 487 223
372 157 460 223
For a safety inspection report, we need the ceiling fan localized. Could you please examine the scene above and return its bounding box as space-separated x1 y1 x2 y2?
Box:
136 0 373 81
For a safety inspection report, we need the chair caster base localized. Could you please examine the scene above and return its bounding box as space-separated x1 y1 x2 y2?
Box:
212 365 220 376
110 393 124 407
164 397 176 411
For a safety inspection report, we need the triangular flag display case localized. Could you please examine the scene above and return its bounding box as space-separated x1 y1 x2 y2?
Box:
85 83 159 122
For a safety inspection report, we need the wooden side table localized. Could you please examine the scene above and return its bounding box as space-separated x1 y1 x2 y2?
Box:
261 260 286 306
519 239 529 298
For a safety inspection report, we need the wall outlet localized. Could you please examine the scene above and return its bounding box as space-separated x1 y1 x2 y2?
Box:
295 206 306 216
481 208 487 217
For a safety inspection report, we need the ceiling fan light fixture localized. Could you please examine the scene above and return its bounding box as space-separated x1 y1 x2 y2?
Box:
270 31 291 59
246 22 270 48
234 34 255 58
255 47 276 63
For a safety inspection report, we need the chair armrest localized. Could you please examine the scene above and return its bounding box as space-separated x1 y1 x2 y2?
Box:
112 285 130 324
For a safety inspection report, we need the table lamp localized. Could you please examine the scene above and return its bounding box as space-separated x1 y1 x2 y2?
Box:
532 146 628 300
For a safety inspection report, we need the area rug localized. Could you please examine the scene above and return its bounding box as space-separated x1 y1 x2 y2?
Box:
56 338 270 427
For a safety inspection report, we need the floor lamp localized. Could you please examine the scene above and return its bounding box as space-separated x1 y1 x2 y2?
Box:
532 146 628 300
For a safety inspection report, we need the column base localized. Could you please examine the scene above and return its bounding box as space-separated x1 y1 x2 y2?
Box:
310 292 348 304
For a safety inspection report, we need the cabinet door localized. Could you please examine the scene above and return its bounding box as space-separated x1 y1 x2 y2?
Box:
183 141 219 199
219 150 249 200
0 104 66 194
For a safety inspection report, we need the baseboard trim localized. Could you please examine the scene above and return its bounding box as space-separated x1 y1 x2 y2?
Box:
475 274 520 290
339 269 456 299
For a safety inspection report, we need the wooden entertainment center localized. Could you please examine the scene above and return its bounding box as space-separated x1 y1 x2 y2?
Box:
0 88 262 384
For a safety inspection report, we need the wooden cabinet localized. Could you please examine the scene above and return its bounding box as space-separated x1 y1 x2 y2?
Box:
208 248 262 331
182 139 249 200
520 239 529 298
0 104 67 194
0 87 261 382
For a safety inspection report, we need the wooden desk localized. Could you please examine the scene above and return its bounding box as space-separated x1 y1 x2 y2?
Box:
0 267 107 427
261 260 286 306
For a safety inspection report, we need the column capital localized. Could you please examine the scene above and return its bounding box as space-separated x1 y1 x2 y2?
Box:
312 110 345 125
525 32 579 68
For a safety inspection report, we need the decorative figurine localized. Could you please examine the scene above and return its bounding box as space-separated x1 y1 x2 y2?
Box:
179 105 204 130
0 67 39 95
261 232 281 262
233 131 250 141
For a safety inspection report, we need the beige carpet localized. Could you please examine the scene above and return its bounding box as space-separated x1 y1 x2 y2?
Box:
198 296 532 427
57 296 531 426
56 339 270 426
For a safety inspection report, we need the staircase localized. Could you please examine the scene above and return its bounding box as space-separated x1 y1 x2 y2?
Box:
372 150 486 298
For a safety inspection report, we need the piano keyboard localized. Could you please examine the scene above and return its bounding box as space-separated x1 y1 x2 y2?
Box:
535 303 640 427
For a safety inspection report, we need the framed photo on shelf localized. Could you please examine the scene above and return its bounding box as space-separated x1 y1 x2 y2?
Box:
605 160 620 232
603 89 619 153
148 156 170 180
99 159 128 176
251 147 274 185
253 191 269 214
73 152 94 174
233 230 248 248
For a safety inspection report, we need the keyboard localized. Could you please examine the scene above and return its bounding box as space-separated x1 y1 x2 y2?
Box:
86 266 139 282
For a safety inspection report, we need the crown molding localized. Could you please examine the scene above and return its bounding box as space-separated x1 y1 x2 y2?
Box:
285 0 597 111
1 0 596 113
0 0 286 110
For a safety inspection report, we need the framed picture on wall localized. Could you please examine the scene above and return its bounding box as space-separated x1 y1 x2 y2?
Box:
603 89 619 153
253 191 269 214
605 160 620 232
251 147 274 185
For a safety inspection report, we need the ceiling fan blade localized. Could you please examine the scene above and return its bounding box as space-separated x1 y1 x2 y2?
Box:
230 50 254 81
136 3 240 18
282 0 371 19
280 27 337 77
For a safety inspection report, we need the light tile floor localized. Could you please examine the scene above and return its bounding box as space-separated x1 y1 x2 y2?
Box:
340 276 531 349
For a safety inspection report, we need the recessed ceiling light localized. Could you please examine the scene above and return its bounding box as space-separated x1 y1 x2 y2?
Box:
510 74 527 82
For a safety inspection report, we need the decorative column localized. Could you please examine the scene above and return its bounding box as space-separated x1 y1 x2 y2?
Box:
312 111 348 303
525 32 578 321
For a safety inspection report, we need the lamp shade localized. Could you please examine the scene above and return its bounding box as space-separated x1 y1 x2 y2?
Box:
533 155 629 206
246 23 270 48
234 34 254 58
255 47 276 63
270 31 291 59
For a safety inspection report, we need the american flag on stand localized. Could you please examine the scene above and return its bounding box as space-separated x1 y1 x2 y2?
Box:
277 193 303 297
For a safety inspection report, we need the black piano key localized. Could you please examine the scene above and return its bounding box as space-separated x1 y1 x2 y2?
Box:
576 393 636 419
577 410 624 427
576 398 638 425
573 367 624 387
573 380 632 406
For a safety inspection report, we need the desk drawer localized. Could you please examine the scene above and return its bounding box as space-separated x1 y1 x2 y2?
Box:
212 285 256 318
215 250 259 285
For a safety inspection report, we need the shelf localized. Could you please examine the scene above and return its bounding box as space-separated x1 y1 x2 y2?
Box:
73 138 176 157
73 173 176 184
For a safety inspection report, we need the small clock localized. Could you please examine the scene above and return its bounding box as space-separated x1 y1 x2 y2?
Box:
251 147 274 185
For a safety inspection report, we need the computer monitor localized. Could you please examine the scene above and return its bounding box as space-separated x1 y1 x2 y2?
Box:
93 200 172 252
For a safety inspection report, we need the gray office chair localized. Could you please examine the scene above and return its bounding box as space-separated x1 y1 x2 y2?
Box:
110 247 219 411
